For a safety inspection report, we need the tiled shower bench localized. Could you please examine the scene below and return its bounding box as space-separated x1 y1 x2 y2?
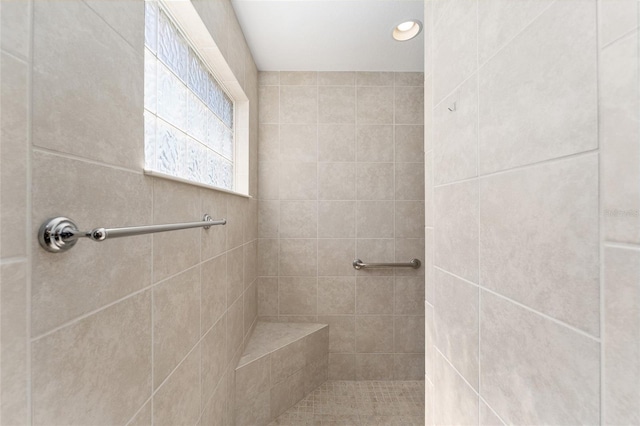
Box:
234 321 329 425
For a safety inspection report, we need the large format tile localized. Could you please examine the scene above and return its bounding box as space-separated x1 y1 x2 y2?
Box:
0 0 30 57
434 179 478 283
153 267 200 388
0 262 28 425
478 0 597 174
33 1 144 169
84 0 143 50
434 352 478 426
32 152 152 336
478 0 555 65
598 0 639 47
433 0 478 104
433 73 478 185
434 268 478 390
32 292 151 426
0 53 28 258
479 154 599 334
604 246 640 425
600 31 640 244
480 291 599 425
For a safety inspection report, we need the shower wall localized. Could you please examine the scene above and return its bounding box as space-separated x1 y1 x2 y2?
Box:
0 1 259 424
256 71 425 381
424 0 640 424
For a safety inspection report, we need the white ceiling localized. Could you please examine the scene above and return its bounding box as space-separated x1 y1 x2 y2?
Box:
230 0 425 72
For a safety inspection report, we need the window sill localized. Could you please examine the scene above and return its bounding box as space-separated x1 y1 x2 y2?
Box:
144 169 252 199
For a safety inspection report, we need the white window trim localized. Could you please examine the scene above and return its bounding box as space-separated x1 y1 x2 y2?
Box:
144 0 250 197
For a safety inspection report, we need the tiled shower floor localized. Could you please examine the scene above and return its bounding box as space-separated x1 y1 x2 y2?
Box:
268 380 425 426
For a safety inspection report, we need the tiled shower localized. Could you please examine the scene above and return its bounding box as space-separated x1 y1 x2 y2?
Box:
1 1 639 426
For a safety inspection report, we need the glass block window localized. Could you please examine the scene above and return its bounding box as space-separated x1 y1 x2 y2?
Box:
144 0 235 191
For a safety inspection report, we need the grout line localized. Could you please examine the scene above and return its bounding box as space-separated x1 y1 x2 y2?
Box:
434 265 602 343
435 347 479 396
0 257 28 265
603 241 640 251
26 0 34 422
600 25 640 51
433 148 600 188
597 4 605 422
31 147 146 176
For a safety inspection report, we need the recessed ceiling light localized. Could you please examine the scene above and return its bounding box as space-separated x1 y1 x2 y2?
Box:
392 20 422 41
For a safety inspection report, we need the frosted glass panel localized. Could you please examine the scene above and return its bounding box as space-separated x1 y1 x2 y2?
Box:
144 1 158 53
188 49 208 103
158 10 188 81
157 62 186 131
157 119 185 177
144 0 234 191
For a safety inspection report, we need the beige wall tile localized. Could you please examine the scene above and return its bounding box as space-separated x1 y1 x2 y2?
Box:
280 124 318 162
434 268 479 389
425 303 434 379
226 196 246 250
153 267 200 388
319 86 356 124
244 281 258 334
356 87 394 124
425 228 434 303
191 0 228 59
227 246 244 306
433 73 478 185
127 400 151 426
604 246 640 425
32 152 152 335
601 31 640 244
355 316 393 353
434 352 479 426
395 86 425 125
481 291 599 425
433 0 478 104
244 240 258 288
393 354 425 380
0 53 28 258
479 154 599 334
395 238 425 277
318 277 355 315
357 125 394 162
395 125 424 163
318 163 356 200
425 152 434 226
356 276 394 314
259 124 280 163
201 254 226 334
201 374 227 426
318 201 356 238
478 0 555 65
280 86 318 124
279 277 318 315
434 179 478 282
201 189 228 260
279 162 317 200
153 179 200 282
259 85 279 124
154 346 201 426
281 71 318 86
355 238 395 277
271 338 305 384
84 0 143 50
279 239 317 276
395 276 425 315
424 74 433 153
33 1 143 169
394 316 425 353
318 72 356 86
280 200 318 238
395 73 424 87
258 71 279 86
32 292 151 426
480 401 505 426
356 201 395 238
0 262 28 425
258 200 279 238
357 163 394 200
258 238 279 276
318 124 356 162
356 72 394 86
396 163 425 201
355 354 395 380
318 239 355 277
226 297 244 365
258 277 278 317
395 201 425 238
318 315 356 353
258 161 280 200
328 354 356 380
202 316 226 403
478 0 597 174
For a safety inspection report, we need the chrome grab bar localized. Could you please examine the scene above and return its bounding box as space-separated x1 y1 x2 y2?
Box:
352 258 421 270
38 214 226 253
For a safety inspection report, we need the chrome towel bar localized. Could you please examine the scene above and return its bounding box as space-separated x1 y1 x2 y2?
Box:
38 214 226 253
352 258 421 270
